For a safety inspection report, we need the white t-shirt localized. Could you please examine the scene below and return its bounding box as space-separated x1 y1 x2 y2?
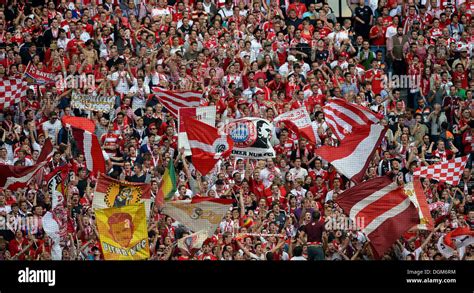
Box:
42 120 62 144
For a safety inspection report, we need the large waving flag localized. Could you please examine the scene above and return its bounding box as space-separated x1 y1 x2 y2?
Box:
0 76 28 110
70 125 106 175
183 116 233 176
336 176 420 258
162 197 233 237
273 107 319 145
96 204 150 260
93 173 152 217
155 160 178 206
315 124 387 183
0 139 54 189
323 98 381 141
413 156 468 186
151 87 202 117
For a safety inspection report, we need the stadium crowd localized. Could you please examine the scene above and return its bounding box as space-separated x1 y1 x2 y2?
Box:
0 0 473 261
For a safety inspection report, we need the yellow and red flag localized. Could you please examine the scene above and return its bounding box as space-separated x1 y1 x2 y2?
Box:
95 204 150 260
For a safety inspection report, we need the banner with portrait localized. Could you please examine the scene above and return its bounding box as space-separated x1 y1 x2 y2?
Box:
96 204 150 260
92 173 152 217
219 117 276 159
71 91 115 113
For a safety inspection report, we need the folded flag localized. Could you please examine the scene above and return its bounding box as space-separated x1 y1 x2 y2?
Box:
413 156 468 186
155 160 178 206
183 116 233 176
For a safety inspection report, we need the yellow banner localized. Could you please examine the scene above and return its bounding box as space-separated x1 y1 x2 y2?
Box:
96 204 150 260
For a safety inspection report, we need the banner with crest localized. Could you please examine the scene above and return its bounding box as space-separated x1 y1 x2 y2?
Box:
219 117 276 159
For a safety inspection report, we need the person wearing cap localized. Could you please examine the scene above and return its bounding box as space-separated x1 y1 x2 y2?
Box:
278 55 298 78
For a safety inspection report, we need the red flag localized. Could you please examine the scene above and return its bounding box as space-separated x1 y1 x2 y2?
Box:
183 117 233 176
314 124 387 183
61 116 96 133
70 126 105 175
413 156 468 186
444 227 474 249
336 176 420 258
0 76 28 110
151 87 202 117
322 98 382 141
273 107 319 145
0 139 54 189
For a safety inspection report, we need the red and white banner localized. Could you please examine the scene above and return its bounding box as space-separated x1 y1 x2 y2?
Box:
437 227 474 258
61 115 96 133
273 107 319 145
314 124 387 183
323 98 381 141
183 116 233 176
151 87 202 117
70 126 105 175
0 139 54 189
0 76 28 110
413 156 468 186
178 106 216 156
162 197 233 237
24 62 57 85
336 176 420 258
92 173 152 217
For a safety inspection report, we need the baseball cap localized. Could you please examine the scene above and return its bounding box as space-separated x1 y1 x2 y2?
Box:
287 55 298 62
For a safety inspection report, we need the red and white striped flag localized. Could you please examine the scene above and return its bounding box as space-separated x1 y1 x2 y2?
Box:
0 139 54 189
70 126 106 175
336 176 420 258
183 116 233 176
323 98 381 141
0 76 28 110
413 156 468 186
273 107 319 145
314 124 387 183
152 87 202 117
